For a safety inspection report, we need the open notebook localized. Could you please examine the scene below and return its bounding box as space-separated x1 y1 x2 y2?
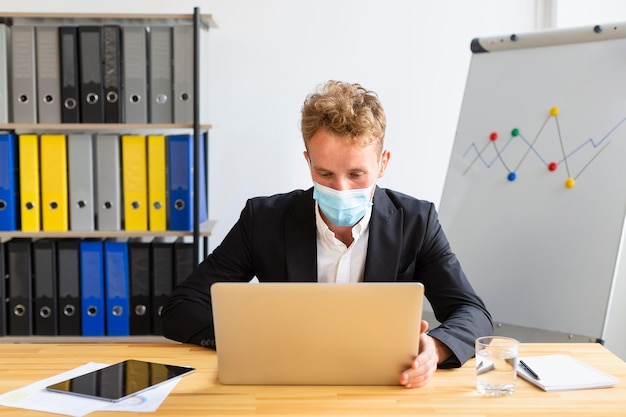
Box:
210 282 424 385
517 354 618 391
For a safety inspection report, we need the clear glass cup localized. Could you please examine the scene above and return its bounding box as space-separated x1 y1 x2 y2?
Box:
475 336 518 396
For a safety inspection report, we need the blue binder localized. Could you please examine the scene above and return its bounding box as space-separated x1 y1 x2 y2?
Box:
80 239 105 336
104 240 130 336
167 134 207 231
0 133 18 231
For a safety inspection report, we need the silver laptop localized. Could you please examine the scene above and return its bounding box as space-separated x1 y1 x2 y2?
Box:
210 282 424 385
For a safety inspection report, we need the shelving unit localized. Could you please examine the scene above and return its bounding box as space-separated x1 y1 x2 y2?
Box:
0 123 213 131
0 220 216 241
0 8 215 342
0 335 175 344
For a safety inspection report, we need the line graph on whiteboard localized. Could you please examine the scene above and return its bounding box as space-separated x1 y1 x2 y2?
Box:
462 107 626 189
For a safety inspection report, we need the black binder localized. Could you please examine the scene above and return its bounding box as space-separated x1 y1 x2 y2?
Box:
32 239 58 335
0 240 6 336
78 26 104 123
150 238 173 335
56 239 82 335
128 239 151 335
7 238 33 335
173 237 194 287
59 26 81 123
103 25 123 123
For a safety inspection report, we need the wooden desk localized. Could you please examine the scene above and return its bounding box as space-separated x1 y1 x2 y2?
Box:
0 343 624 416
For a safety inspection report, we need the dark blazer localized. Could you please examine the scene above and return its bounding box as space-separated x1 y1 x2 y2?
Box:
161 186 493 368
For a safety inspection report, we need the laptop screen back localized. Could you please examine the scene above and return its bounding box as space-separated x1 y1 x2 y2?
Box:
211 282 424 385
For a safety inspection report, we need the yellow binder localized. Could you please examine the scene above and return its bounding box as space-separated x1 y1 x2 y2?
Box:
40 134 68 231
147 135 167 231
121 135 148 231
18 134 40 231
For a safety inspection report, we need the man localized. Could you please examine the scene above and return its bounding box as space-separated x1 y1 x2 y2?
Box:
161 80 493 388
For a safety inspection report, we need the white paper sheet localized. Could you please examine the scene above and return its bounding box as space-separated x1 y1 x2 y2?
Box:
0 362 180 417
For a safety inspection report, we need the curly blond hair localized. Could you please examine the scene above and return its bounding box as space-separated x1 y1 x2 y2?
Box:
300 81 386 155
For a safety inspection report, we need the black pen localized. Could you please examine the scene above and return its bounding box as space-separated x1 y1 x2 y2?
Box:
519 360 540 380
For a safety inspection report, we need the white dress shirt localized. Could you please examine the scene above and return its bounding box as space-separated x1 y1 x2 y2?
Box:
315 201 372 283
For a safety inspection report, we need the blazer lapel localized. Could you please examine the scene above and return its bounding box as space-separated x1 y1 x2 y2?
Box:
363 187 402 282
285 188 318 282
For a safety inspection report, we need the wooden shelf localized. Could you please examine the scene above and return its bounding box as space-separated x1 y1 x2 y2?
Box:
0 220 216 242
0 335 177 344
0 123 212 133
0 12 217 29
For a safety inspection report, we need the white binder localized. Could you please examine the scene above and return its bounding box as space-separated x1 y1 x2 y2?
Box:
122 26 148 123
11 26 37 123
94 134 121 231
149 26 173 123
68 134 95 231
0 24 9 123
173 25 193 124
36 26 62 123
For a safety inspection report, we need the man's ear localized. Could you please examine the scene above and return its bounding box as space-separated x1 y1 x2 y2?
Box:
378 149 391 178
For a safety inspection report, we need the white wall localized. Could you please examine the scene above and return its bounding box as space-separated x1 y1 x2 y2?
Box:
556 0 626 27
204 0 538 251
1 0 537 250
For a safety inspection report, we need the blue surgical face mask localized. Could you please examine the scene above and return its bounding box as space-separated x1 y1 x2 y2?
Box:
312 181 374 227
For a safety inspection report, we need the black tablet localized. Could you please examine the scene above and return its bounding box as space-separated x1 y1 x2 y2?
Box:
46 359 195 402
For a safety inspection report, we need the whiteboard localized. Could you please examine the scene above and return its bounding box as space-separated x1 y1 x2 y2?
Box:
438 22 626 339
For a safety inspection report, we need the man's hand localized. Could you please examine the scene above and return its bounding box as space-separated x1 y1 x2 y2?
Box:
399 320 452 388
